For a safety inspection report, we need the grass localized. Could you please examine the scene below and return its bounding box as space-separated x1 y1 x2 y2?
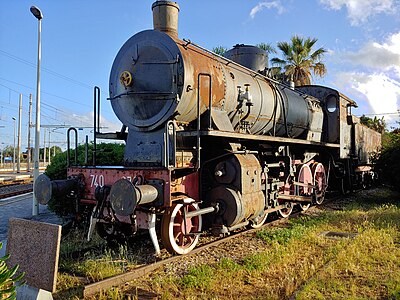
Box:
55 187 400 299
54 229 141 299
117 187 400 300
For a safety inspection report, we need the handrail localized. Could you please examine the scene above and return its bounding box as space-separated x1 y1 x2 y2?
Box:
93 86 101 166
165 120 176 168
67 127 78 167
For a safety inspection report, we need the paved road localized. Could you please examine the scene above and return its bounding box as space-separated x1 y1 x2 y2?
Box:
0 194 51 242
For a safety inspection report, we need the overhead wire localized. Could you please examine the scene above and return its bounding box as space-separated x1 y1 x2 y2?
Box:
0 49 95 90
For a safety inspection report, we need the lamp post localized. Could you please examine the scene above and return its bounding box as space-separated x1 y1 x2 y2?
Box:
31 5 43 216
12 117 16 173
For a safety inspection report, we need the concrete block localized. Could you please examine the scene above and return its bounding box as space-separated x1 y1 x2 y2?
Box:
6 218 62 293
17 284 53 300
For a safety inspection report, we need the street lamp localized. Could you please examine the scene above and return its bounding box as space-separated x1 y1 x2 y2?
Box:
31 5 43 216
12 117 16 173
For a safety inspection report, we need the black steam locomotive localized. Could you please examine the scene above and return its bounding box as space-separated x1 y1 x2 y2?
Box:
34 1 381 255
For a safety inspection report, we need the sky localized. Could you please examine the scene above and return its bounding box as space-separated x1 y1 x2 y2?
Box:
1 0 400 153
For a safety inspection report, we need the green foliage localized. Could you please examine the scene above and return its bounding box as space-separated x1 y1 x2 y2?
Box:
256 42 277 54
1 146 14 158
45 142 125 216
180 265 214 289
242 253 270 271
216 258 240 273
256 225 305 245
271 35 327 86
360 115 386 133
0 243 24 300
376 129 400 190
45 142 125 180
212 46 228 56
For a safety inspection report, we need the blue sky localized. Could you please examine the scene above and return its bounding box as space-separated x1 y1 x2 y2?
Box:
1 0 399 152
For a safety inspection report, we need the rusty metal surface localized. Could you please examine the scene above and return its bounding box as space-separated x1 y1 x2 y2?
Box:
68 167 171 207
224 44 268 71
175 40 226 123
111 28 322 138
206 153 264 227
355 122 381 164
177 130 340 148
67 167 200 208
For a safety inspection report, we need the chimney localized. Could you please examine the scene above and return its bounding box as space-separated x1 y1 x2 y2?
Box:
152 1 180 38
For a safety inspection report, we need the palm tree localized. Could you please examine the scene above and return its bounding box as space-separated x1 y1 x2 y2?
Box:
271 35 327 86
256 42 276 55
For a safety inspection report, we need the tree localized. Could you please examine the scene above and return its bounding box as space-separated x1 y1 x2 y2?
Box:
271 35 327 86
375 126 400 190
360 115 386 134
212 46 228 56
256 42 276 55
2 146 14 158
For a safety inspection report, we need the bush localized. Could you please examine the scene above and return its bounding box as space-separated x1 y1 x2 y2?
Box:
45 143 125 217
376 130 400 190
0 243 24 300
45 143 125 180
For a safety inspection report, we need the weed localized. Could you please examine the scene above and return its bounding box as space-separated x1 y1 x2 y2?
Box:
216 257 241 273
242 253 270 271
256 224 306 245
180 265 214 289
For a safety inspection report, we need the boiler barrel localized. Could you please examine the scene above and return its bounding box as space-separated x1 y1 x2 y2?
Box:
110 30 313 138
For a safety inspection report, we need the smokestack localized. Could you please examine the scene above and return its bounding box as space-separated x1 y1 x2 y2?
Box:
152 1 180 38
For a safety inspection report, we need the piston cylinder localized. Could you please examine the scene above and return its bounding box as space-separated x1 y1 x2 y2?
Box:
206 154 265 227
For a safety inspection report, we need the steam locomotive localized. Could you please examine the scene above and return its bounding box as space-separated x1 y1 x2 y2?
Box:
34 1 381 255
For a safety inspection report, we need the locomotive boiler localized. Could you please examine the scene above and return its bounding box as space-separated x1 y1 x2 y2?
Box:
34 1 381 255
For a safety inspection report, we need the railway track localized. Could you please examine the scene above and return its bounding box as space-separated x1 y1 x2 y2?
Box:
82 194 341 297
0 182 33 200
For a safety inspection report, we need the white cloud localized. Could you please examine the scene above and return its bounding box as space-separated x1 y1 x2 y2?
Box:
342 32 400 74
250 1 285 19
355 73 399 115
331 32 400 121
335 72 400 119
73 111 121 132
319 0 398 26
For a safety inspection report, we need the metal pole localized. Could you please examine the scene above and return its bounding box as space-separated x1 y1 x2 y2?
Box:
17 94 22 173
12 117 16 173
48 130 51 164
43 128 46 165
27 94 32 172
32 6 43 216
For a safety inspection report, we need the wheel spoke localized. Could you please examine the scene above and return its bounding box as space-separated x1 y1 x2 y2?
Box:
161 201 202 255
176 232 184 246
